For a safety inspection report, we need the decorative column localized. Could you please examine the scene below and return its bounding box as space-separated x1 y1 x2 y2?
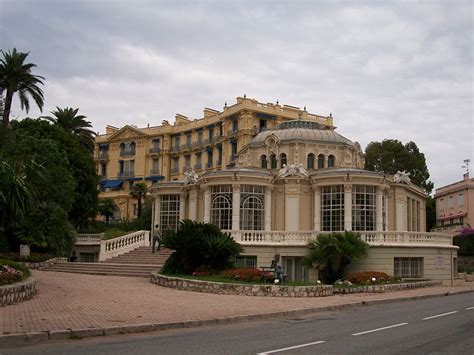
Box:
188 188 197 221
203 187 211 223
313 186 321 231
344 184 352 231
179 193 186 221
376 187 384 231
395 188 407 231
264 187 272 231
232 185 240 230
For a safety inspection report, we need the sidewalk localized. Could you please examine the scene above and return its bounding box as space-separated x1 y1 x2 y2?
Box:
1 270 473 344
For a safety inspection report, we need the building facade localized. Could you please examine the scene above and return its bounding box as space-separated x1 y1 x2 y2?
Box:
144 99 457 284
94 97 335 220
433 172 474 235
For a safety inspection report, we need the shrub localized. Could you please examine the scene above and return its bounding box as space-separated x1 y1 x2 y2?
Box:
0 259 31 286
304 231 369 284
0 252 54 263
220 268 263 282
346 271 398 284
453 229 474 256
161 220 242 274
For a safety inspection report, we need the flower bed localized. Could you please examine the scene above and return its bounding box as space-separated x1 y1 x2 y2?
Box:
151 272 333 297
0 277 36 307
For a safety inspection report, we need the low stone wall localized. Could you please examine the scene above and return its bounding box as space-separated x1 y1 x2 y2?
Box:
334 280 442 294
151 272 334 297
20 257 68 270
0 277 37 307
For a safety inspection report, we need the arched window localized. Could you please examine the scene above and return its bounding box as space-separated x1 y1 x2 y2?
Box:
129 142 136 155
240 185 265 230
328 155 335 168
261 155 267 169
210 185 232 230
318 154 325 169
280 153 287 168
307 153 315 169
119 143 125 157
270 154 277 169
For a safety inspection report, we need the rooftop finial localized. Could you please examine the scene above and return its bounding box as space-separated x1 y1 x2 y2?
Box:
243 93 246 98
304 106 306 111
224 101 227 107
276 99 279 105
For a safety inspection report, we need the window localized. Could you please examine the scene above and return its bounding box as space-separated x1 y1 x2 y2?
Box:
259 119 267 132
307 153 315 169
352 185 376 231
100 162 107 178
459 193 464 207
210 185 232 230
197 131 203 144
439 198 445 211
394 257 423 278
151 158 159 174
120 160 134 177
234 256 257 268
184 155 191 170
171 157 179 174
230 142 237 160
195 153 202 170
209 128 214 143
261 155 267 169
321 186 344 231
270 154 277 169
240 185 265 231
160 195 180 231
318 154 325 169
133 203 138 217
328 155 335 168
174 136 180 149
217 146 222 165
448 196 454 208
207 149 213 168
280 153 287 168
232 119 238 133
120 142 136 157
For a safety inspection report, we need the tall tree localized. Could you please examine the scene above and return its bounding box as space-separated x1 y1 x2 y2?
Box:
98 198 117 225
43 107 96 153
0 49 44 129
364 139 434 193
129 182 148 218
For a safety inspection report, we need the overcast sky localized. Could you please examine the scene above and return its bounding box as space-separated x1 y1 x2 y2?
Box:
1 0 472 190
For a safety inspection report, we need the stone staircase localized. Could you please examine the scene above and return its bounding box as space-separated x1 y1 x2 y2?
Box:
42 246 173 277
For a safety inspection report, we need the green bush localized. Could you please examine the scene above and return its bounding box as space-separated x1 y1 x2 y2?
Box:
161 220 242 274
0 252 54 262
304 231 369 284
0 259 31 286
453 234 474 256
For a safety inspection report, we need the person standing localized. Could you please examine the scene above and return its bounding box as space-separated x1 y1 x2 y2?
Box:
152 224 161 253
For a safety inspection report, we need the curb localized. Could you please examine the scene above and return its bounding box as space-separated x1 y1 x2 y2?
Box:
1 288 473 347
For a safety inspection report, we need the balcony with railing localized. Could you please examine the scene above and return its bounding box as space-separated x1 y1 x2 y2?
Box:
149 147 161 154
97 151 109 161
227 129 239 137
119 170 135 178
170 146 180 153
181 142 192 151
225 230 456 248
120 150 135 157
150 168 160 175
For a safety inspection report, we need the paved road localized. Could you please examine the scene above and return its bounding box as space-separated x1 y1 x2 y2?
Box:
3 293 474 354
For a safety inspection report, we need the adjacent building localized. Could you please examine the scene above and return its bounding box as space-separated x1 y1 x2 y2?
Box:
433 172 474 235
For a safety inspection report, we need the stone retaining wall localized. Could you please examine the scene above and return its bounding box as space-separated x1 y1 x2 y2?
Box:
151 272 333 297
334 280 442 294
0 277 37 307
20 257 67 270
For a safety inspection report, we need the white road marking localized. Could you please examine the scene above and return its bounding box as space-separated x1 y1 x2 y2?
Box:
352 322 408 336
422 311 458 320
257 340 326 354
466 307 474 310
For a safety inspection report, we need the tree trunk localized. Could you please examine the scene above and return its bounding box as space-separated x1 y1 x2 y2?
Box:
137 195 142 218
2 89 13 130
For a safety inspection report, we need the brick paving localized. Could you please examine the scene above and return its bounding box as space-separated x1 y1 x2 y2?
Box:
1 270 473 335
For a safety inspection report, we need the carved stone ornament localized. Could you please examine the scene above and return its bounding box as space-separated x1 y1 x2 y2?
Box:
184 170 199 185
277 163 309 178
236 149 251 167
393 170 411 184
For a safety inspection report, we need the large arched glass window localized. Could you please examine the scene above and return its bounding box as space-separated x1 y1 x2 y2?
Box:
307 153 315 169
210 185 232 230
119 143 125 157
261 155 267 169
318 154 325 169
240 185 265 230
321 186 344 231
280 153 287 168
352 185 376 231
160 195 180 231
328 155 335 168
129 142 136 155
270 154 277 169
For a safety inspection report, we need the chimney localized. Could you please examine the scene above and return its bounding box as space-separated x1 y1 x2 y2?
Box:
463 172 470 180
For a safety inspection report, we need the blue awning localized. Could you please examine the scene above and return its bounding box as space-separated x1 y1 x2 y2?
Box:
146 175 165 182
103 179 123 188
125 177 143 181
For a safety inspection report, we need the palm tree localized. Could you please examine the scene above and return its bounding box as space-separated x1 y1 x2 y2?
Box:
0 48 44 129
129 182 148 218
304 231 369 284
44 107 96 153
98 198 117 225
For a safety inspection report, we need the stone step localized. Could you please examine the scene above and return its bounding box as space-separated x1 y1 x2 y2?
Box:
48 263 161 270
44 268 153 277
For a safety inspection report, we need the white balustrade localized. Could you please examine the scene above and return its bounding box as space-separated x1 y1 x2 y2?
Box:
225 230 454 248
98 230 150 262
75 233 104 245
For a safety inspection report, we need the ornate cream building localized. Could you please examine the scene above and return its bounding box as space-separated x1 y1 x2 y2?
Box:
95 97 457 283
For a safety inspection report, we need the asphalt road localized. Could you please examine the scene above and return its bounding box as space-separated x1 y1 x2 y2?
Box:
3 293 474 355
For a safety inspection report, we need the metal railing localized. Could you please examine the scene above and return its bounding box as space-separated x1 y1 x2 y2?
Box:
149 147 161 154
119 170 135 178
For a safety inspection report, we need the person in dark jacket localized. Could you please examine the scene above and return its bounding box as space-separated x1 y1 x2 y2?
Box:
152 224 161 253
